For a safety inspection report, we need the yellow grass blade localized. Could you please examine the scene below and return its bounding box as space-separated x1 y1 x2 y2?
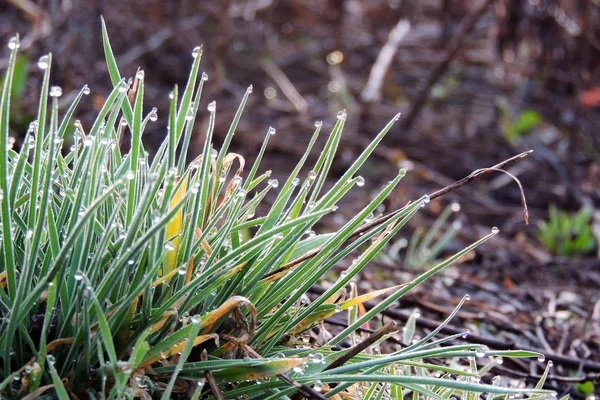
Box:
163 176 188 276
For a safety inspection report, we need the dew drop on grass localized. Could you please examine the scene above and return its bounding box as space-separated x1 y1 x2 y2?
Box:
74 271 84 281
496 356 503 365
248 84 253 93
49 86 63 97
149 107 158 121
37 55 49 69
537 355 545 362
492 226 500 234
125 170 135 180
314 121 323 128
292 364 305 374
291 178 300 186
356 176 365 186
268 179 279 188
83 136 94 147
7 36 20 50
465 294 471 301
308 171 317 180
475 347 486 358
164 242 175 251
136 70 145 80
393 112 401 121
118 84 127 93
207 101 216 112
191 46 201 58
309 353 325 364
267 126 276 136
237 189 247 198
201 72 208 81
462 330 470 339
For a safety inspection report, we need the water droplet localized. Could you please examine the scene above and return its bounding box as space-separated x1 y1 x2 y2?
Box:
82 85 90 95
125 170 135 180
291 178 300 186
309 353 325 364
136 70 145 80
292 363 305 373
491 226 500 234
237 189 247 198
47 354 56 365
7 36 20 50
37 55 50 69
149 107 158 121
74 271 84 281
465 294 471 301
336 110 347 120
475 347 486 358
537 355 545 362
356 176 365 186
268 179 279 188
118 83 128 93
308 171 317 180
191 46 202 58
83 136 94 147
393 112 401 121
423 194 431 204
461 330 470 339
191 314 201 324
207 101 216 112
314 121 323 128
496 356 503 364
313 380 324 392
201 72 208 81
248 84 253 93
49 86 63 98
165 242 175 251
547 360 553 367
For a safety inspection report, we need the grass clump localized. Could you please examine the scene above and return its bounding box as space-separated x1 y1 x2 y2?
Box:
537 204 596 257
0 22 558 399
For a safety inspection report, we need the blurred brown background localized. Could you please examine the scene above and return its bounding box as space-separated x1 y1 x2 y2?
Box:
2 0 600 390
